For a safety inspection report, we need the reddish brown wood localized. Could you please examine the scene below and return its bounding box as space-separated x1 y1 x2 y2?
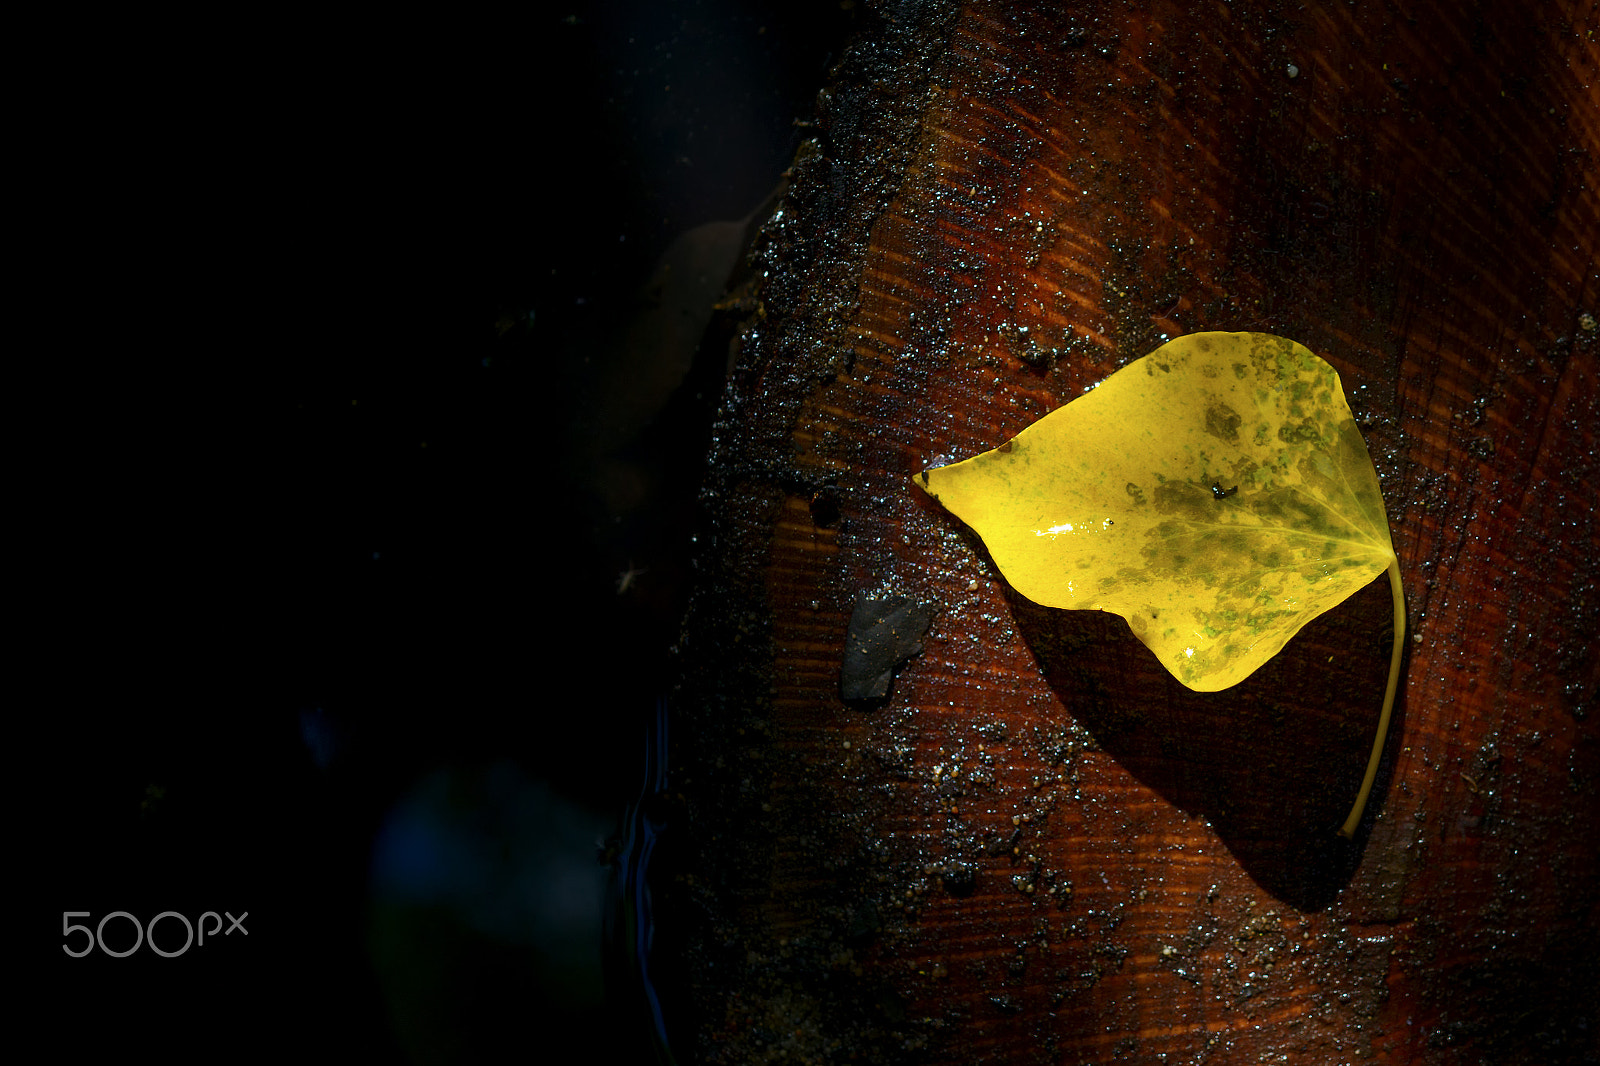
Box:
665 2 1598 1063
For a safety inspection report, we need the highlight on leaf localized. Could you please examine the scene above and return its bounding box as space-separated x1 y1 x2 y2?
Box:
916 332 1405 837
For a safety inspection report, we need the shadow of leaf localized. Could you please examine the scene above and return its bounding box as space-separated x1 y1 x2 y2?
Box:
1008 569 1403 910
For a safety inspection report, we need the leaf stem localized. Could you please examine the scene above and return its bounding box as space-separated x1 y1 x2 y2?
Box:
1339 556 1406 838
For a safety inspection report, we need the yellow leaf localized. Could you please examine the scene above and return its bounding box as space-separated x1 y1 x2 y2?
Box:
917 332 1405 835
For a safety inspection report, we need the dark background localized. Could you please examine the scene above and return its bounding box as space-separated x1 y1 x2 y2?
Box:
38 2 855 1061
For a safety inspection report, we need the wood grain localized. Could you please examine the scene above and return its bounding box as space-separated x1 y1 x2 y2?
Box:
664 1 1598 1063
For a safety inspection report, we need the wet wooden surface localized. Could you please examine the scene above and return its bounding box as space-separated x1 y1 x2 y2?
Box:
664 1 1598 1062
